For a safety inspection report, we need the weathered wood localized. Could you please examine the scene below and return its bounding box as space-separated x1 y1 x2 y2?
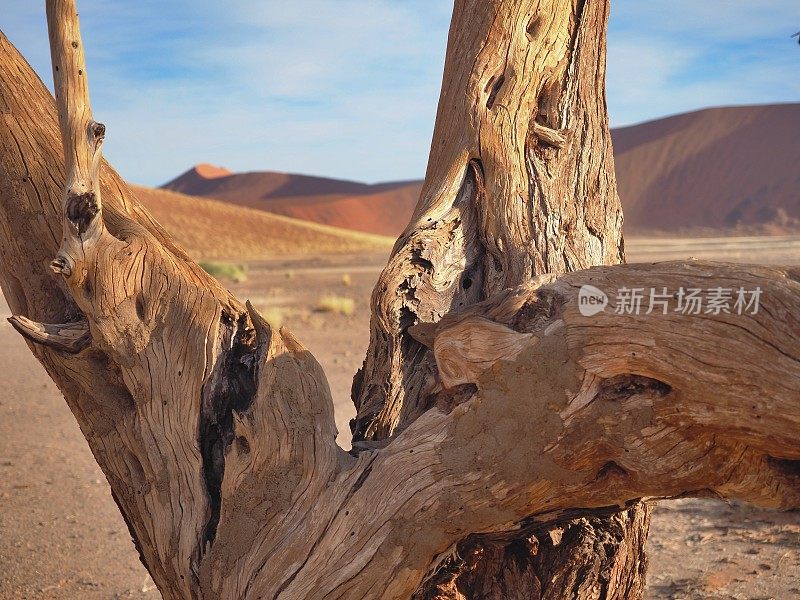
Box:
353 0 623 439
7 315 90 352
46 0 107 278
2 2 799 599
231 261 799 599
351 0 645 596
1 10 247 597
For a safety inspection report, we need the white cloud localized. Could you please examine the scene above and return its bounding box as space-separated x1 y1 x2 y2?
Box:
608 0 800 126
610 0 800 46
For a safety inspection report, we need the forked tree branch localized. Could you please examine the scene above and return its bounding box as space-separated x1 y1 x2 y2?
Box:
352 1 643 593
199 262 799 599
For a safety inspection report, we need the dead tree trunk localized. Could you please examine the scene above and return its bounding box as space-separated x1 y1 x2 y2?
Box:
0 2 798 600
351 1 646 597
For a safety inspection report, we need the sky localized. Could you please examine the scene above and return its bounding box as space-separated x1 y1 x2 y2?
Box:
4 1 799 186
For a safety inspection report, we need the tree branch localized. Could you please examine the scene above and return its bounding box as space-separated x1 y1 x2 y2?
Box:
46 0 105 278
198 261 800 599
351 1 640 594
2 3 798 599
7 315 90 352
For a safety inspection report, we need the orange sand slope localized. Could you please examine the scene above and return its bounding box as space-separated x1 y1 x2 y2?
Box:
614 103 800 233
131 185 393 260
163 166 421 237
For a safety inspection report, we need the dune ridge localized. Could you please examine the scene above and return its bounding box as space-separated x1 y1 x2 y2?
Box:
162 103 800 237
131 184 393 260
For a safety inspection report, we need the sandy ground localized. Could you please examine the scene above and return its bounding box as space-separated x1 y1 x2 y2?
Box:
1 237 799 599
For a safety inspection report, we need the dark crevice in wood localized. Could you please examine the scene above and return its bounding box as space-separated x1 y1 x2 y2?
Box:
65 190 99 235
595 375 672 403
349 365 370 439
534 79 560 132
766 456 800 479
526 16 541 40
234 435 250 455
485 74 505 110
510 289 563 333
410 247 435 272
89 120 105 141
595 461 628 482
399 306 422 358
345 454 377 500
197 312 257 553
458 161 482 223
135 297 145 321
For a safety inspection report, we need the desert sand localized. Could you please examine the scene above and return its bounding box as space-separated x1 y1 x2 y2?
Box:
1 237 799 599
131 185 394 259
163 165 422 237
614 104 800 232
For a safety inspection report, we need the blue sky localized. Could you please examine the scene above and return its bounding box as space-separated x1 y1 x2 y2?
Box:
4 1 799 186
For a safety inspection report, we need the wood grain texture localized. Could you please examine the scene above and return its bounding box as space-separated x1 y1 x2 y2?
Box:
7 315 90 352
351 1 646 597
0 12 243 597
353 0 623 440
2 1 798 599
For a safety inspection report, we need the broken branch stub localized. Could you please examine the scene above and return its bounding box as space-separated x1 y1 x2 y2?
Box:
46 0 106 279
8 316 91 353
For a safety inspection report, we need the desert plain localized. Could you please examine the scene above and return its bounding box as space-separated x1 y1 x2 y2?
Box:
1 233 799 600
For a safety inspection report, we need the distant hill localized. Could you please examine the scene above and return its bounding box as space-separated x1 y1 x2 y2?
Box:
166 163 387 199
131 185 393 260
163 104 800 237
163 165 422 236
613 103 800 234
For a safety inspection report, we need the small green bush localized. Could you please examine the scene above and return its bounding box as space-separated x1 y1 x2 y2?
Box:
199 261 247 283
316 296 355 316
258 306 284 328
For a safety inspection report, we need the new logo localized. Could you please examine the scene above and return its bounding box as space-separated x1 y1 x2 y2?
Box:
578 285 608 317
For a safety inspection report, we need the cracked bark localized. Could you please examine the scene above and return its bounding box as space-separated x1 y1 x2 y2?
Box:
352 1 644 597
1 1 798 599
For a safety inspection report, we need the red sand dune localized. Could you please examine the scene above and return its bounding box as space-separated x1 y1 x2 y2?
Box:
164 166 421 237
613 103 800 234
193 163 232 179
163 104 800 237
257 184 423 237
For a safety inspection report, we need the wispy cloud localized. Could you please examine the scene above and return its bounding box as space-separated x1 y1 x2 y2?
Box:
3 1 799 185
608 0 800 125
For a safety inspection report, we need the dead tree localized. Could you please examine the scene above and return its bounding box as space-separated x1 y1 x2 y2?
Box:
0 1 797 599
